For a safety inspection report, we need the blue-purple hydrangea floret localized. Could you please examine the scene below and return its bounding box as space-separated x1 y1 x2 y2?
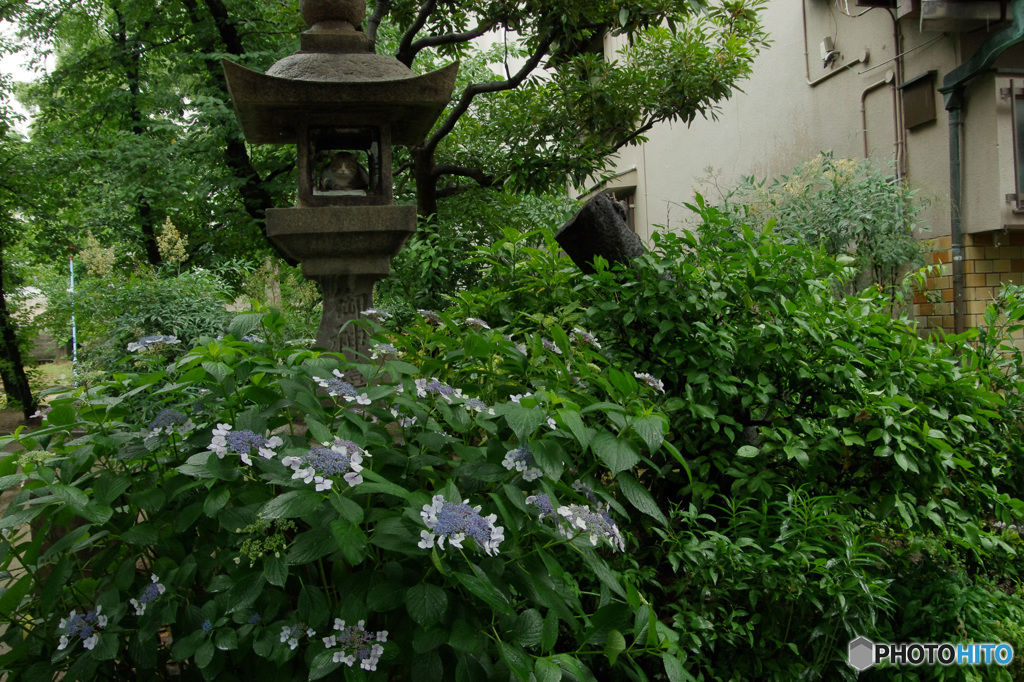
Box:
127 335 180 352
418 495 504 556
502 446 542 481
415 378 465 402
208 424 283 466
323 619 388 671
201 619 213 633
417 309 442 323
370 342 399 359
129 575 166 616
525 493 556 520
147 409 194 436
282 439 365 491
541 338 563 355
633 372 666 394
556 503 626 552
570 327 602 349
58 607 107 651
280 624 316 650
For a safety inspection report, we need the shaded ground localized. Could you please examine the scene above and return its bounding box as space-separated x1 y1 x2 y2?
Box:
0 408 28 436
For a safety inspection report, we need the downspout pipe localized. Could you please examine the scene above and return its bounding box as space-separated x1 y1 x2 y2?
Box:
938 0 1024 334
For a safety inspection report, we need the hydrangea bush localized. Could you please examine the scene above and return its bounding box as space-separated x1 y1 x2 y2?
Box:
0 309 677 681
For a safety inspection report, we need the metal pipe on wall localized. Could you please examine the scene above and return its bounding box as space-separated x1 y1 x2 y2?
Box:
860 70 896 159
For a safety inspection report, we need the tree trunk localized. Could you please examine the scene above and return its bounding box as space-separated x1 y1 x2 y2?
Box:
412 145 439 218
115 6 161 266
0 237 36 420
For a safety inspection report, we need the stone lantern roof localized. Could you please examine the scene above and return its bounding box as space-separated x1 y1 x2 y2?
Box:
222 0 458 146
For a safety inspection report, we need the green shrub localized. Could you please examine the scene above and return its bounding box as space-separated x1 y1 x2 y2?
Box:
714 152 926 293
0 309 678 681
39 267 232 371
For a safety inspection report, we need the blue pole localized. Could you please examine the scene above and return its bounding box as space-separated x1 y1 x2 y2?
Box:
69 252 77 381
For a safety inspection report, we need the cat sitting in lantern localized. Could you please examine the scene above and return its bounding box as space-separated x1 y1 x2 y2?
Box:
297 125 393 207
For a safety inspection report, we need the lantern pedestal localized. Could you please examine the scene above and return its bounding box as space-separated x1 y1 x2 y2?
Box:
267 205 416 355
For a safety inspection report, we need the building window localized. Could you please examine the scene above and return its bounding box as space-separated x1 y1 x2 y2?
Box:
1002 79 1024 210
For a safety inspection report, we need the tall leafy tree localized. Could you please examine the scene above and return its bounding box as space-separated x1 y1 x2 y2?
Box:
13 0 766 266
0 22 39 418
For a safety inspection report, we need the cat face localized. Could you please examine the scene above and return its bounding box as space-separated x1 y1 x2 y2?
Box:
319 151 369 191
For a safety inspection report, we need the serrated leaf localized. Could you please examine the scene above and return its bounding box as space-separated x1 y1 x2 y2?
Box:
662 652 690 682
263 554 288 587
592 431 640 474
329 519 367 565
514 608 543 647
535 658 563 682
305 416 334 443
496 403 550 441
260 489 321 520
499 641 533 681
632 415 666 452
454 568 511 614
51 484 88 510
556 408 593 449
617 473 668 526
121 523 158 545
406 583 447 626
288 527 337 564
541 610 559 653
203 487 230 517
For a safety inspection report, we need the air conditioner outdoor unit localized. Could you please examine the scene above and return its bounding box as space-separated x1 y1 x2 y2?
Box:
920 0 1005 32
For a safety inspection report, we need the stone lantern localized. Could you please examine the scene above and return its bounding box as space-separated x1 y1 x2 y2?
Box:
222 0 457 356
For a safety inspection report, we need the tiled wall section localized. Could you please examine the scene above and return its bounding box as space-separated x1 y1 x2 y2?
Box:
914 232 1024 334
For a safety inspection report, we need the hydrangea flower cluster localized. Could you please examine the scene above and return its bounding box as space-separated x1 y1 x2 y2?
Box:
361 307 391 323
463 397 494 415
370 342 400 360
322 619 388 671
280 624 316 650
58 607 107 651
316 370 370 404
208 424 284 466
129 574 166 616
147 409 194 437
282 439 366 491
570 327 602 349
502 446 542 481
414 378 465 402
555 504 626 552
541 338 563 355
464 317 491 330
418 495 505 556
417 309 442 323
525 493 556 520
633 371 666 394
127 335 180 352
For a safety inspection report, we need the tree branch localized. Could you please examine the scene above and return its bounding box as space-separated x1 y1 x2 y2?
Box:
407 21 493 57
396 0 436 67
433 164 497 189
366 0 390 50
421 31 553 155
612 119 656 152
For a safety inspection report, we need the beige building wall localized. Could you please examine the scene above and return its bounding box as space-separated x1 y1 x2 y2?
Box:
587 0 1024 335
